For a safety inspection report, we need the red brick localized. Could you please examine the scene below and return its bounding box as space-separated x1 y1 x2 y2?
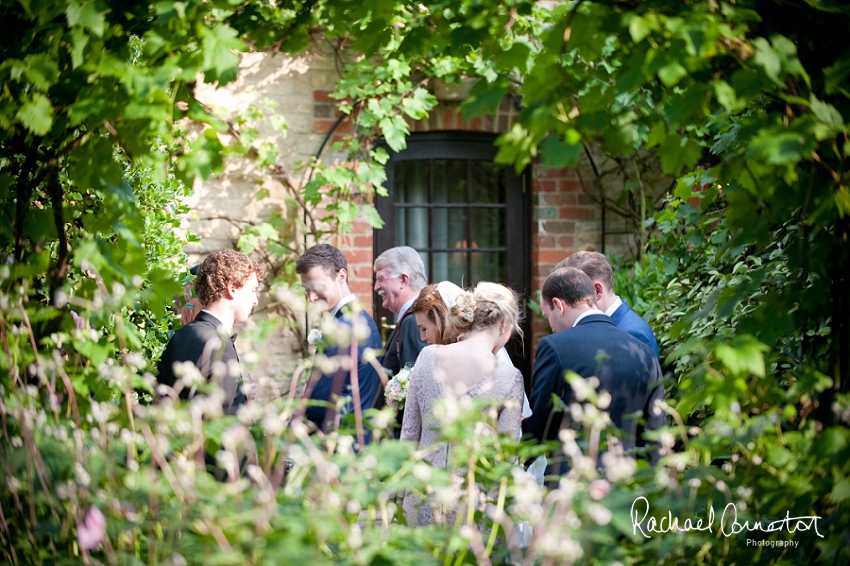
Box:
534 234 556 249
349 280 373 296
541 220 579 233
560 179 583 192
557 235 575 249
544 193 578 206
441 109 455 130
577 193 595 206
350 219 372 233
540 166 569 179
483 114 495 131
559 207 595 220
353 235 374 248
455 112 469 130
470 117 482 131
535 179 556 193
537 249 566 264
346 249 373 265
313 90 335 103
352 265 374 279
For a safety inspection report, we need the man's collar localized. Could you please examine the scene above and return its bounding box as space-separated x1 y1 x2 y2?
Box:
397 295 417 321
573 308 604 327
604 296 623 317
331 293 357 318
200 309 231 334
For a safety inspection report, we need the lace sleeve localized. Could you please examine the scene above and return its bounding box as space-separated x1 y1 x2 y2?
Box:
497 369 524 439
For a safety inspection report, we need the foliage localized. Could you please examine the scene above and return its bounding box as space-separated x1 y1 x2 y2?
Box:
2 0 850 565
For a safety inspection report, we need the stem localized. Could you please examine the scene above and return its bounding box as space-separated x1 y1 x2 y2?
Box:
484 477 508 557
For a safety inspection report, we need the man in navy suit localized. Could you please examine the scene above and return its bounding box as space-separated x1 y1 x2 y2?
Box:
296 244 383 434
557 251 659 357
373 246 429 376
523 267 664 463
157 250 263 414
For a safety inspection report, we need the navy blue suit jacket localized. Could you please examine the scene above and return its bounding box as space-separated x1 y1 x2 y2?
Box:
523 314 664 457
381 311 428 376
610 300 659 358
157 311 246 414
306 304 383 433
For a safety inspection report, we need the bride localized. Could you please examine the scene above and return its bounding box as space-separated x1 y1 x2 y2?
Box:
400 282 524 527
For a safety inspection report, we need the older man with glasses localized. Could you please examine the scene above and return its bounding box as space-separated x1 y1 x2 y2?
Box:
373 246 429 378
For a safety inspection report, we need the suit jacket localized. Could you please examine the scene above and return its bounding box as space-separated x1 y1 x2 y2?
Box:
157 311 246 414
381 311 428 376
306 304 383 434
610 300 659 358
523 314 664 460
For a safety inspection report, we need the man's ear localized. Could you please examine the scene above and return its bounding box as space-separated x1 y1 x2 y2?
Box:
399 273 410 287
593 281 605 302
337 268 348 284
225 282 238 299
552 297 568 316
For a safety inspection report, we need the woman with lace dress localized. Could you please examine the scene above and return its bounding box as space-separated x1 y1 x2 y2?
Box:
400 282 525 527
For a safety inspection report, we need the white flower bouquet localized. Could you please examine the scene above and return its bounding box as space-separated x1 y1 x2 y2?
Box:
384 364 412 410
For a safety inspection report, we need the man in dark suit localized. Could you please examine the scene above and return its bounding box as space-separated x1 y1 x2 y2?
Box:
373 246 428 376
157 250 263 414
296 244 383 434
557 251 660 357
523 267 664 463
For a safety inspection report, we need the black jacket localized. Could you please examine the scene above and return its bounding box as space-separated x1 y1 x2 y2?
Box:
157 311 246 413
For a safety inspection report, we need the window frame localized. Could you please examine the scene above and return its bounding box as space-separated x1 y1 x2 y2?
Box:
373 131 532 381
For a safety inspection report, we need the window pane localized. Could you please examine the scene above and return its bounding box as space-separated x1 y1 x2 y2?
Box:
432 160 467 203
470 252 505 285
432 207 467 250
431 251 468 286
395 207 429 249
471 208 505 248
470 162 505 204
395 161 429 204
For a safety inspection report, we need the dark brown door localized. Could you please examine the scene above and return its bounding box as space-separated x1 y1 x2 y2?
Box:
373 131 532 383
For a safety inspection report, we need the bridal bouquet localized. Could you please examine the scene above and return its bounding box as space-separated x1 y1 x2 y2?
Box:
384 364 412 410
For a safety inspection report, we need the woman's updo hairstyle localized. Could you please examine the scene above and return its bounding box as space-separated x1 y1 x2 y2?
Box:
449 282 522 341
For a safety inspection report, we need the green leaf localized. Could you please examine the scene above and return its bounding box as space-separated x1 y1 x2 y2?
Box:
461 79 508 119
540 135 583 168
810 95 845 131
659 135 701 175
378 114 408 152
16 92 54 135
65 0 107 37
495 41 532 73
21 53 59 90
658 62 687 87
752 37 782 85
401 88 435 120
828 477 850 504
70 28 89 69
362 205 385 229
747 131 809 165
714 335 767 377
200 23 244 82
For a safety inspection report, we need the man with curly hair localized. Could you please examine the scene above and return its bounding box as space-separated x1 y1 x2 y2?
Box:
157 249 263 414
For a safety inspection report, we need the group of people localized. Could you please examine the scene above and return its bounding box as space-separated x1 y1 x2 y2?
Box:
156 245 665 524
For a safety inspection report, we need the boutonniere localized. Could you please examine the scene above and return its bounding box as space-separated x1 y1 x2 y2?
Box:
307 328 323 346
